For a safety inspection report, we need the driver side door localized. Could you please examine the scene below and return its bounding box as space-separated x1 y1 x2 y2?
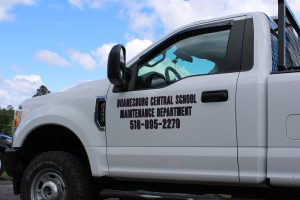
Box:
106 18 246 183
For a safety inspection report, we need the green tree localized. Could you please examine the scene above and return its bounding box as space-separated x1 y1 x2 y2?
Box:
33 85 51 97
0 105 15 136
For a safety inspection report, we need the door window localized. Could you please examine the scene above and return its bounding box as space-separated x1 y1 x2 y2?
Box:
136 30 231 89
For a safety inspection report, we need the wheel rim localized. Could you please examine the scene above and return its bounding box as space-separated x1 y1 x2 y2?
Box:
30 169 67 200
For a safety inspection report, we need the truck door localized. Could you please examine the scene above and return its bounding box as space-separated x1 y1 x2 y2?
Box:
106 18 246 183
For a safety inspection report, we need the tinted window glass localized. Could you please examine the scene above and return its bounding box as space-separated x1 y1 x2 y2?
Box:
136 30 230 89
270 20 300 71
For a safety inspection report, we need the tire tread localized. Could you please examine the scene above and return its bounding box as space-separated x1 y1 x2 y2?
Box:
20 151 95 200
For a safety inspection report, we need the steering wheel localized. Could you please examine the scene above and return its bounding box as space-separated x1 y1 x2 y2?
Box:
165 66 182 82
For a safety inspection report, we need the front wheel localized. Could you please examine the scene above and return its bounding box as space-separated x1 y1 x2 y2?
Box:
20 151 95 200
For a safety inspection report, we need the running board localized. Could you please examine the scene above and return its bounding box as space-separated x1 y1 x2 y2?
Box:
100 189 230 200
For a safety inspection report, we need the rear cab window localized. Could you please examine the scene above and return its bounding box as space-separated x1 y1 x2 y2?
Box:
270 18 300 72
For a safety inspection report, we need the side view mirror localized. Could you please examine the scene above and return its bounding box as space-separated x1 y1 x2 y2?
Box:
107 44 131 90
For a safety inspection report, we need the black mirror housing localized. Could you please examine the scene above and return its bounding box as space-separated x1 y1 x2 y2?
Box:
107 44 130 90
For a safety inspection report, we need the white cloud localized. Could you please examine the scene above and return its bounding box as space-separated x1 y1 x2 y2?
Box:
0 90 11 105
67 0 300 40
69 50 97 71
68 0 109 9
35 50 71 67
148 0 270 33
92 43 116 67
5 74 43 95
125 38 152 61
92 38 152 68
68 0 84 9
122 0 300 36
88 0 108 9
0 74 44 108
290 0 300 19
0 0 35 22
70 38 152 71
121 1 157 39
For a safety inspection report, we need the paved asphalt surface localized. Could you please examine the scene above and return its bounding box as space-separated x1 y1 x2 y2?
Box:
0 183 261 200
0 181 20 200
0 181 120 200
0 182 233 200
0 181 227 200
0 182 264 200
0 180 266 200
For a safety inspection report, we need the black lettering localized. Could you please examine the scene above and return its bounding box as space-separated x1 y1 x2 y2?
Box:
175 94 197 104
119 108 157 119
120 110 124 118
117 97 149 108
169 107 174 116
152 108 155 117
167 96 173 105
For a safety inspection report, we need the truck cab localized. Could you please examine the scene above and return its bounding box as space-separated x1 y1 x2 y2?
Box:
5 0 300 199
106 13 255 184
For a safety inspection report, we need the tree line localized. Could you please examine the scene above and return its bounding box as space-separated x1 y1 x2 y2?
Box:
0 105 15 136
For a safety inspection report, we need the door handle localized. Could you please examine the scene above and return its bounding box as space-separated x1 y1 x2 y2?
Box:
201 90 228 103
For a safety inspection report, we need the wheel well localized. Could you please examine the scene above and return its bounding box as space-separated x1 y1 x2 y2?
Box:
20 124 91 174
0 145 5 154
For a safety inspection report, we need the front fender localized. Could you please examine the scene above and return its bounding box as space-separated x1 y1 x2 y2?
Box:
13 104 106 148
13 103 109 178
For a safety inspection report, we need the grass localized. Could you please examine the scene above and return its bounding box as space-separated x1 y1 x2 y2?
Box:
0 172 12 180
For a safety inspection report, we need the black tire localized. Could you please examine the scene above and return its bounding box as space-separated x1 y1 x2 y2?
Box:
20 151 96 200
0 152 5 177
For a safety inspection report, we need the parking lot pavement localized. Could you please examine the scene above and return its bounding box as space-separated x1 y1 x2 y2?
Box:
0 181 266 200
0 181 119 200
0 181 20 200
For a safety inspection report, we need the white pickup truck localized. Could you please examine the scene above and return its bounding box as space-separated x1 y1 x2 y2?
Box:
5 0 300 199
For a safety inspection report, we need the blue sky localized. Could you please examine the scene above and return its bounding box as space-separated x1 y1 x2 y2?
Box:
1 1 126 89
0 0 299 107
